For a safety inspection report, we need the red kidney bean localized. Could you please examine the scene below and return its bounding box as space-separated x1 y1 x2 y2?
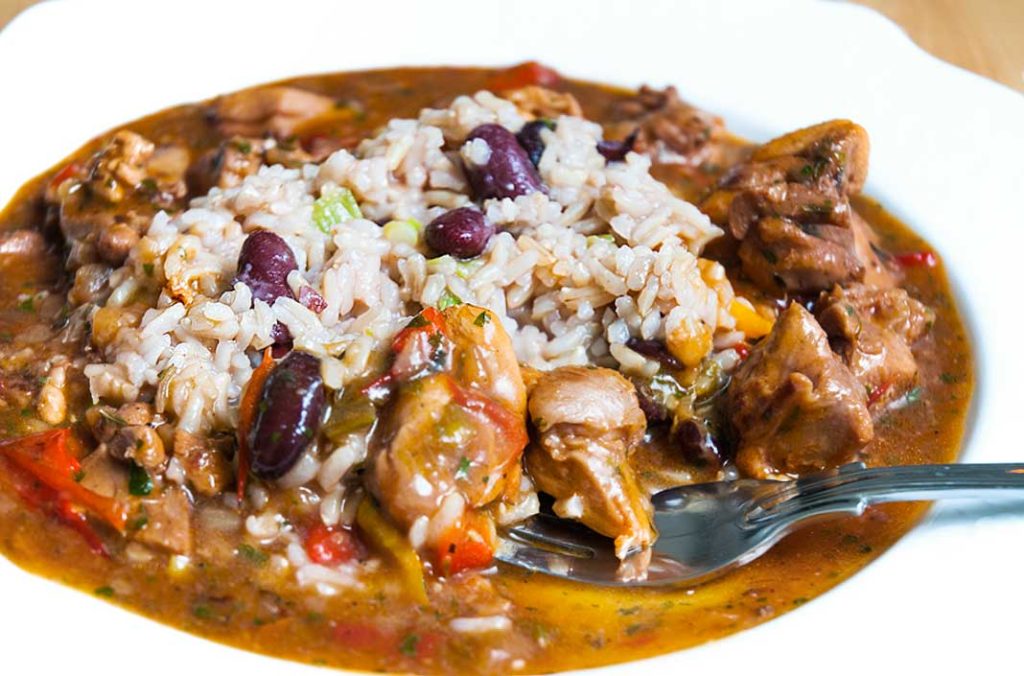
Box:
235 231 297 305
516 119 555 167
425 207 494 258
249 351 325 479
464 124 545 200
597 129 638 163
675 418 725 469
236 231 297 351
626 337 682 371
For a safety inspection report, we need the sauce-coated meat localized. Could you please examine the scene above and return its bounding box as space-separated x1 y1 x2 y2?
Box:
525 366 654 560
728 303 874 478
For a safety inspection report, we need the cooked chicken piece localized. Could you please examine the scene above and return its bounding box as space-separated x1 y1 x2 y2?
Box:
86 130 155 203
0 230 47 261
370 373 527 529
188 137 265 193
817 284 934 407
732 195 864 293
212 86 334 138
173 429 233 497
728 303 874 478
135 486 193 555
369 305 528 530
525 366 654 559
606 85 725 165
504 86 582 119
444 304 527 416
703 120 888 294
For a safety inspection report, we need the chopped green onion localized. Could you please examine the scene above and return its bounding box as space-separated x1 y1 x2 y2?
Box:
312 186 362 234
382 218 423 246
586 234 616 247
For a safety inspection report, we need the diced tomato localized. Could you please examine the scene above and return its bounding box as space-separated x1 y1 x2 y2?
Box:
486 61 561 91
236 347 275 499
450 380 528 454
384 307 451 384
305 522 364 565
892 250 937 268
437 510 496 576
0 429 127 532
332 622 393 652
733 343 751 360
867 381 892 406
49 162 81 190
391 307 447 354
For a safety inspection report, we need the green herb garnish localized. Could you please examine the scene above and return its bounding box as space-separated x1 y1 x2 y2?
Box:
128 464 153 497
237 544 269 566
473 311 490 327
399 633 419 657
456 456 471 479
94 586 115 597
437 288 462 311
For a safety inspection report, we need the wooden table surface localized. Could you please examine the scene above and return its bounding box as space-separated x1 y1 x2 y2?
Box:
1 0 1021 92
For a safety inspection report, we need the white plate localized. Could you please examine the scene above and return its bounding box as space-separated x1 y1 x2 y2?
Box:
1 0 1022 674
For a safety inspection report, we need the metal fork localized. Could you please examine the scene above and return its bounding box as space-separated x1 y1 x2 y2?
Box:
496 462 1024 586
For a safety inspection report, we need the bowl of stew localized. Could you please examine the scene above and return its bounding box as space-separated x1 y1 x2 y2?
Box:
0 0 1021 674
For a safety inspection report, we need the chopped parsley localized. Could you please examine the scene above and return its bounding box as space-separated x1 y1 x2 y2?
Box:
456 456 471 479
232 139 253 154
904 386 922 404
939 372 959 385
17 297 34 313
437 288 462 311
98 408 128 427
473 311 490 327
399 633 419 657
142 263 155 277
128 464 153 497
237 544 269 566
94 586 115 597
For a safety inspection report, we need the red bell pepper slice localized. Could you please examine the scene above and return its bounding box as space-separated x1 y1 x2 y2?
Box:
236 347 275 499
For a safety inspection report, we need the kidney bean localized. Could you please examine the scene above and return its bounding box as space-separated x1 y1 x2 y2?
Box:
675 418 725 469
464 124 545 200
597 129 638 163
626 337 682 370
425 207 494 258
235 230 297 304
249 351 325 479
516 119 554 167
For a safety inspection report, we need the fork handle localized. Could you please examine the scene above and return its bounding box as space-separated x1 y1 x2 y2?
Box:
755 463 1024 524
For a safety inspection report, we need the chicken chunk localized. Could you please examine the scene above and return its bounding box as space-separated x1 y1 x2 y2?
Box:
504 86 582 119
728 303 874 478
173 429 233 497
134 486 193 555
212 86 334 138
86 130 154 203
606 85 726 165
816 284 934 407
525 366 654 559
369 305 528 532
370 373 527 529
703 120 888 294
